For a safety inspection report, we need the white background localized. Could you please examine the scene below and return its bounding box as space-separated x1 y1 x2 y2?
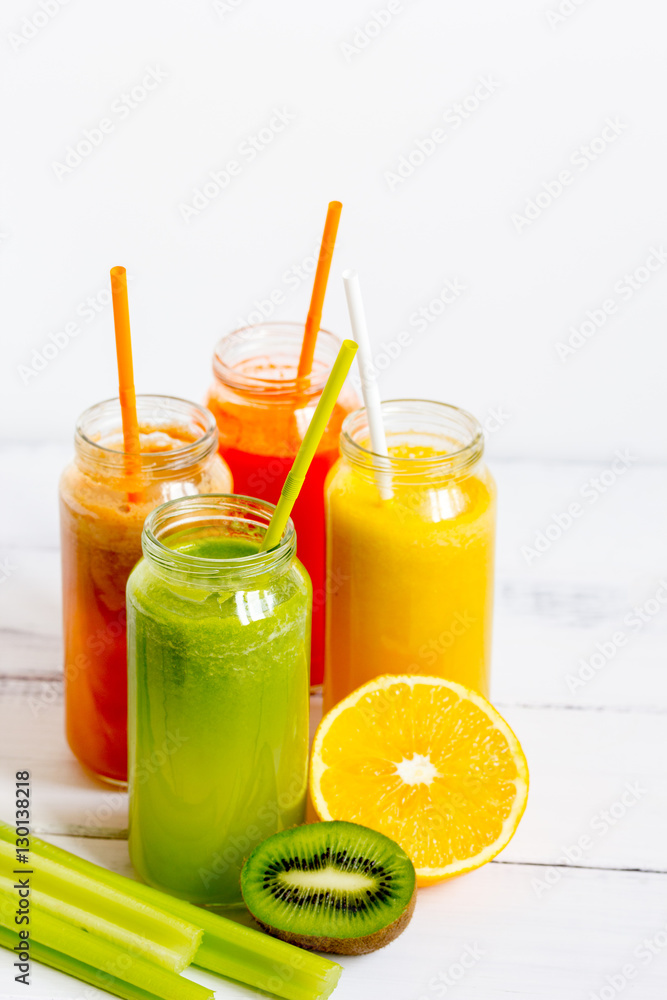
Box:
2 4 667 999
2 0 665 460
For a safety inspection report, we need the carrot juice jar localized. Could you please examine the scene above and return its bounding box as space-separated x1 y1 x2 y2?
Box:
59 395 232 786
205 323 358 687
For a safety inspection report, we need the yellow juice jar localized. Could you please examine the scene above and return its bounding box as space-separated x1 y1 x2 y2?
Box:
323 400 496 712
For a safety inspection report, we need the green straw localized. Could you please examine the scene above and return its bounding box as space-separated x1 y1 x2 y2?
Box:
260 338 358 553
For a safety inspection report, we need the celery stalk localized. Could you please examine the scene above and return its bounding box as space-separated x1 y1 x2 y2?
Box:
0 841 201 971
0 823 341 1000
195 931 342 1000
0 924 177 1000
0 884 212 1000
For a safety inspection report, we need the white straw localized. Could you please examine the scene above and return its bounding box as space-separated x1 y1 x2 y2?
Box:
342 269 393 500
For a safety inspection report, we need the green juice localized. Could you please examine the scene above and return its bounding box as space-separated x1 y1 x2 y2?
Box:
127 506 310 907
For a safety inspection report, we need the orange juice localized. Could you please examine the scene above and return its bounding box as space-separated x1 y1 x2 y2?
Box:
323 401 496 712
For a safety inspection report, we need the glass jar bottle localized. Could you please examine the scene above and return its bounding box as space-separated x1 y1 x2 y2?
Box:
323 400 496 712
59 395 233 787
205 322 359 688
126 494 311 906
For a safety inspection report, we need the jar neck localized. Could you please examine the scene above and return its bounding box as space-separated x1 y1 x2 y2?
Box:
341 400 485 487
142 495 296 590
212 322 341 403
74 396 218 482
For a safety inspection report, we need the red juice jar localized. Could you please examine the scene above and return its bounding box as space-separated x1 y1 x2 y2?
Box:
59 395 232 785
205 323 359 686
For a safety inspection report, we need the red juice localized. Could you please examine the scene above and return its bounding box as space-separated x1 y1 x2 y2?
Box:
205 324 358 685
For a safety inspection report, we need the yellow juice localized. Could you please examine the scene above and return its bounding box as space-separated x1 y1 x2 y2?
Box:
323 401 496 712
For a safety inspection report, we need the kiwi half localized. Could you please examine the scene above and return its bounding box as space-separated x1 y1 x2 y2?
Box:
240 820 417 955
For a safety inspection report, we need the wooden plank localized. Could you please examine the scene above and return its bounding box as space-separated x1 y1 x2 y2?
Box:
1 838 666 999
4 561 667 712
0 684 665 874
0 550 61 680
0 681 127 838
492 460 667 711
0 445 67 552
499 703 666 872
2 456 667 710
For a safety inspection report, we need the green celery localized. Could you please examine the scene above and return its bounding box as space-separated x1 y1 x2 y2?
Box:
0 924 182 1000
0 822 341 1000
0 841 201 971
0 883 212 1000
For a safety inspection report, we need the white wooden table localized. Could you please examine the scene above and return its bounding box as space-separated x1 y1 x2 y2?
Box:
1 446 666 998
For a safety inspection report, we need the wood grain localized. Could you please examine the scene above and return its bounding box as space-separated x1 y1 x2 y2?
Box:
1 449 665 997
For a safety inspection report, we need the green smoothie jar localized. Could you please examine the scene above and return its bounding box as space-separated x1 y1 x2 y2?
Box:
126 494 311 906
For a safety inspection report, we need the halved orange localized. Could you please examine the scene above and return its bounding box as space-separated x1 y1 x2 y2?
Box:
310 675 529 885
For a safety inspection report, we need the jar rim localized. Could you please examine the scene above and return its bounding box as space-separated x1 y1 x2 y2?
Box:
75 395 218 475
341 399 485 480
142 494 296 586
212 322 341 396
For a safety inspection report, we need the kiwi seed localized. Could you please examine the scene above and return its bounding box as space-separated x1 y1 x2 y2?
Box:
240 820 417 956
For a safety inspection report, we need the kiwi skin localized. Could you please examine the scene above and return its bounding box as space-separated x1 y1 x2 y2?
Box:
248 884 418 956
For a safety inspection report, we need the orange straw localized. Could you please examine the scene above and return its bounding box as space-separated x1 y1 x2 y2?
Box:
110 266 142 501
296 201 342 379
